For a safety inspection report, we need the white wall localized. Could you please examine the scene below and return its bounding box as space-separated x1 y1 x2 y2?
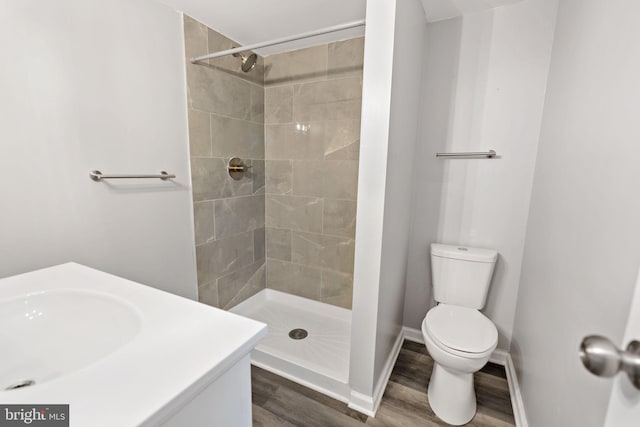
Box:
349 0 426 414
349 0 397 405
375 0 428 382
511 0 640 425
0 0 198 298
420 0 523 23
403 16 462 336
403 0 558 351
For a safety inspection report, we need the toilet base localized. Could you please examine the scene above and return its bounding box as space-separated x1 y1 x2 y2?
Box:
427 362 476 425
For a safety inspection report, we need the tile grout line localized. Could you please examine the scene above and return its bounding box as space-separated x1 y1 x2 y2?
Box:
265 257 353 278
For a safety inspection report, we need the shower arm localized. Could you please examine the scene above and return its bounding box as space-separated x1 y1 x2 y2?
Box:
190 19 366 64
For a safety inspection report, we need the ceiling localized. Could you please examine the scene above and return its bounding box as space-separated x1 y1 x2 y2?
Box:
158 0 522 56
158 0 367 56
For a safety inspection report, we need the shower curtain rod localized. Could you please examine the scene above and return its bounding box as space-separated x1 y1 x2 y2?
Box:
190 19 366 64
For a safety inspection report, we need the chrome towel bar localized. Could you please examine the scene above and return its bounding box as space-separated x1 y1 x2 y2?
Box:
89 170 176 182
436 150 497 158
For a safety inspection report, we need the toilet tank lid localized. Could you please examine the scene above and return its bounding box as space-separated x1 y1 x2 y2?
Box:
431 244 498 263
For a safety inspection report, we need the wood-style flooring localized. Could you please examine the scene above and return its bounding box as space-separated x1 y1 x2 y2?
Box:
252 340 515 427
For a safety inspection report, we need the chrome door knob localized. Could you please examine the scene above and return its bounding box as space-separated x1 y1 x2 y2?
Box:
580 335 640 390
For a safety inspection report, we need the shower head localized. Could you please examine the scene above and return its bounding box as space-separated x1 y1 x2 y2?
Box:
232 51 257 73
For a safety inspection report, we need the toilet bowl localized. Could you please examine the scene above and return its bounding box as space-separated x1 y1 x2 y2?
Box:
424 243 499 424
422 303 498 425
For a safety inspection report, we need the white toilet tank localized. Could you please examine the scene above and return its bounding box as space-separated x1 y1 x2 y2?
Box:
430 243 498 309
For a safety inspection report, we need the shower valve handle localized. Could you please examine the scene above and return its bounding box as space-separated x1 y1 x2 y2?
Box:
228 157 251 180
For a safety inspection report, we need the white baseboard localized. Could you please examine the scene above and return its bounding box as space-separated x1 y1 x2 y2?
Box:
402 326 424 344
348 390 376 417
348 329 405 417
372 330 404 412
489 348 508 365
505 354 528 427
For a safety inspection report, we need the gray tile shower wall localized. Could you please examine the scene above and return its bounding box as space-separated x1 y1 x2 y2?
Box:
184 15 265 310
184 14 363 310
263 37 364 309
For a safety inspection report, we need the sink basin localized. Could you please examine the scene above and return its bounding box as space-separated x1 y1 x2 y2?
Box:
0 263 266 427
0 289 141 390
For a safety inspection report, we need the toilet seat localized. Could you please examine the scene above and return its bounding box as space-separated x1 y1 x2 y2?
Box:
425 304 498 356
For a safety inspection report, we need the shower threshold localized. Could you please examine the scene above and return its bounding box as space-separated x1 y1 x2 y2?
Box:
231 289 351 402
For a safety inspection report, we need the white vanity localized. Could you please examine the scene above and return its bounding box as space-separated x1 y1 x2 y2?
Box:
0 263 266 426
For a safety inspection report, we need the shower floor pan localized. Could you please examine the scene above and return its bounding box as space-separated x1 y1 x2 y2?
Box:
231 289 351 402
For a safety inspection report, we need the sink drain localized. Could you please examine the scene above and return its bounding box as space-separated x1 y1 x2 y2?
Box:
289 328 308 340
5 379 35 391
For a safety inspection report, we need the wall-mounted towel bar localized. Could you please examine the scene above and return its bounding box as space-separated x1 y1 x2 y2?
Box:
436 150 497 158
89 170 176 182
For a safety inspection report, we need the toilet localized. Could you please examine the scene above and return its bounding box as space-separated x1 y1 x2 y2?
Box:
422 243 499 425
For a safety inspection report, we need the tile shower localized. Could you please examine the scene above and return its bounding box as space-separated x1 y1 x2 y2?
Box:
183 12 365 404
184 15 364 311
263 38 364 309
184 16 266 310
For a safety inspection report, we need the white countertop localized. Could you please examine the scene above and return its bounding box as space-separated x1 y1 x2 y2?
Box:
0 263 267 426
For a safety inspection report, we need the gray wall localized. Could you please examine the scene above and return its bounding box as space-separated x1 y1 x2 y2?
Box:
184 16 266 309
349 0 427 408
263 39 364 309
403 17 461 332
0 0 197 298
402 0 558 352
373 0 427 383
511 0 640 425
